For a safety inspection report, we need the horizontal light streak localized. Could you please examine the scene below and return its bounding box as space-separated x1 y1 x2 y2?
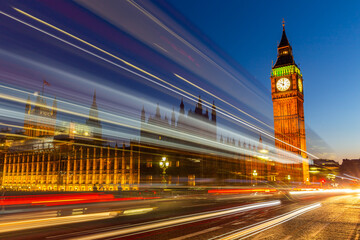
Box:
289 189 360 195
0 126 297 166
0 193 159 207
334 175 356 181
0 211 115 234
217 202 321 240
208 188 276 194
0 84 307 164
0 111 303 166
174 73 273 131
344 174 360 181
123 207 155 216
68 200 281 240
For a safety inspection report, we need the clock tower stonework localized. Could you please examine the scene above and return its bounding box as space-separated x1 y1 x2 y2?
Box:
270 22 309 183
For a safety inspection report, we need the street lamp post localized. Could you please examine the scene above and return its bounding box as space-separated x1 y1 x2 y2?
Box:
159 157 169 186
253 170 258 186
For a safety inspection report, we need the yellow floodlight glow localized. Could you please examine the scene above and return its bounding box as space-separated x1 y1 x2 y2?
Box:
123 208 155 216
256 155 269 160
259 149 269 154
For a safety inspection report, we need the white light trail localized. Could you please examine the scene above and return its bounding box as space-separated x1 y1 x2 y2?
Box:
68 200 281 240
216 202 321 240
289 189 360 195
125 0 268 106
174 73 274 135
0 87 307 164
0 211 116 234
0 7 319 159
344 174 360 181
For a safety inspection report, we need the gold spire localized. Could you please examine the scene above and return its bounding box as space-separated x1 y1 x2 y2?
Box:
282 18 285 29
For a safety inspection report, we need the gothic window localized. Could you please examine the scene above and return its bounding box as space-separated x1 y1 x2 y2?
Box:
146 161 152 167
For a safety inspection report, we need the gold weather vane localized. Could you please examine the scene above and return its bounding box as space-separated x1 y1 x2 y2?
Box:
282 18 285 29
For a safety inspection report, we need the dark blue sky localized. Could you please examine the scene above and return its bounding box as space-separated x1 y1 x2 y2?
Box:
168 0 360 160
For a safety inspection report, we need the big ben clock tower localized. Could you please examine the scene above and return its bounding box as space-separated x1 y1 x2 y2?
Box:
270 21 309 183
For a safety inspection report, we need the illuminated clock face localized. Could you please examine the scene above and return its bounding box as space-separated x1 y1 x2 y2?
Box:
298 79 303 92
276 78 290 91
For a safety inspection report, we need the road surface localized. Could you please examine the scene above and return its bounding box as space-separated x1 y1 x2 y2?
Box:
1 193 359 239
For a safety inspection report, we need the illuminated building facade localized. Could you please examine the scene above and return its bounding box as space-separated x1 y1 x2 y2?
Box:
1 90 139 191
270 22 309 183
2 141 140 191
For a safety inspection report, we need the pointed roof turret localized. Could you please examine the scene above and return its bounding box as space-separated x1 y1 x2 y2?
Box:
258 135 263 151
211 101 216 123
179 98 185 114
155 103 161 119
141 106 146 122
87 89 102 140
273 19 296 68
278 19 290 48
89 90 98 119
195 95 203 116
92 90 97 108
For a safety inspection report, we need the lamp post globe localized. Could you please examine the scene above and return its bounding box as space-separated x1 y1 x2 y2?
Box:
159 156 169 185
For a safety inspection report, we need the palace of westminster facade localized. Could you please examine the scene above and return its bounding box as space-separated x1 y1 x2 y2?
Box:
0 24 309 191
